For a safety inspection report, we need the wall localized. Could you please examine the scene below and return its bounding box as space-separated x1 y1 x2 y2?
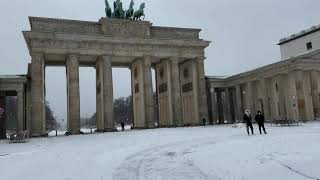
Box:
280 30 320 60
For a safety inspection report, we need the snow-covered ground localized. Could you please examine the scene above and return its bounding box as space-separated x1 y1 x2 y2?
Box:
0 123 320 180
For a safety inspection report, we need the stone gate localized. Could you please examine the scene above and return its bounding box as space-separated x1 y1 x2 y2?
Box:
23 17 210 136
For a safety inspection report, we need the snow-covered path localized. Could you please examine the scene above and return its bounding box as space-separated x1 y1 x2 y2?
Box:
1 123 320 180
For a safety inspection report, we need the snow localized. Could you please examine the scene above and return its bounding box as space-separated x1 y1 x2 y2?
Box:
1 122 320 180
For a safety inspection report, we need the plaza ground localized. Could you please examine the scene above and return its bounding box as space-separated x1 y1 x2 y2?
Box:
0 123 320 180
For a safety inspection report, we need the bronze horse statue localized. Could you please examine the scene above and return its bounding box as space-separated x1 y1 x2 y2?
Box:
105 0 112 18
112 0 125 19
105 0 146 21
125 0 135 20
133 3 145 21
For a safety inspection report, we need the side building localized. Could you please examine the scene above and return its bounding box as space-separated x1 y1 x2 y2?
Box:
207 24 320 124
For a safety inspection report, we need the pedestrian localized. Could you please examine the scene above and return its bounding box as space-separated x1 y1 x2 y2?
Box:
202 118 206 127
243 110 254 135
121 122 125 131
255 111 267 134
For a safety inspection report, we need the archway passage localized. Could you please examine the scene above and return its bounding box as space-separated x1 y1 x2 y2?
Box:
79 67 96 133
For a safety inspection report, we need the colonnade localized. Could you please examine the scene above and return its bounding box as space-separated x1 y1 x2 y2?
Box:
29 54 208 136
208 70 320 123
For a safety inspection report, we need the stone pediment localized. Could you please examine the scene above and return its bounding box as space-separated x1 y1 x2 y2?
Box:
99 18 151 37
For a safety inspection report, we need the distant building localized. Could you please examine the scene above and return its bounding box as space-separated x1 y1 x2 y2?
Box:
206 24 320 124
279 24 320 60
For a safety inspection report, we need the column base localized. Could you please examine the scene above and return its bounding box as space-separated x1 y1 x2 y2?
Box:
65 131 84 136
95 128 115 133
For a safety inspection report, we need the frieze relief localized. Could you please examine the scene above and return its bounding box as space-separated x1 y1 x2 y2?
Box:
29 39 204 59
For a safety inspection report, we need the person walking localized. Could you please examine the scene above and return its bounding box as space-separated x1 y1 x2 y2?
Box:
202 118 206 127
121 122 125 131
255 111 267 134
243 110 254 135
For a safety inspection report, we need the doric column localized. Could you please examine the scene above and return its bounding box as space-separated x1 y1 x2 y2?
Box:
260 78 270 120
284 72 299 120
25 65 32 132
17 91 25 131
96 55 114 132
209 85 218 124
155 60 173 127
171 58 183 126
310 71 320 118
143 56 155 128
31 54 46 136
302 71 314 120
66 55 80 134
0 93 6 139
224 88 232 122
216 90 223 124
196 57 209 122
235 85 243 122
246 81 254 114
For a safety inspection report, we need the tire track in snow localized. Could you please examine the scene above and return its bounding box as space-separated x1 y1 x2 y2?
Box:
277 161 319 180
112 135 249 180
112 139 218 180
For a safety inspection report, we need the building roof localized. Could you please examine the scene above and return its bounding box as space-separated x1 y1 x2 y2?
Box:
278 24 320 45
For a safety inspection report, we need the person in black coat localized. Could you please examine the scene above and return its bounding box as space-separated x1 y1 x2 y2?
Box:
243 110 254 135
120 122 125 131
255 111 267 134
202 118 206 127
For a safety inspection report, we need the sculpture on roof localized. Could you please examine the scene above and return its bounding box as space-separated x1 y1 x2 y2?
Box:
133 2 145 20
105 0 145 21
125 0 135 20
105 0 112 18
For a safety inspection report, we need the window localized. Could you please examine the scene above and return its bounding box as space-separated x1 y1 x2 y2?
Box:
306 42 312 50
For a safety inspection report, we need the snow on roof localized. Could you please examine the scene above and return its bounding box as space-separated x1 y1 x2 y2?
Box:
278 24 320 45
0 75 26 79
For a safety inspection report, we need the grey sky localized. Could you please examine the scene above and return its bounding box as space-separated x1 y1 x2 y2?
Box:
1 0 320 121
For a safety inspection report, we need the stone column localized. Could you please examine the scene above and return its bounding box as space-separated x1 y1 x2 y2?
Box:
209 85 218 124
26 65 32 132
235 84 243 122
196 57 209 122
96 55 114 132
246 81 254 115
302 71 314 120
143 56 155 128
224 88 232 122
0 93 6 139
310 71 320 118
66 55 80 134
31 54 46 136
17 91 25 131
284 72 299 120
171 58 183 127
260 78 270 120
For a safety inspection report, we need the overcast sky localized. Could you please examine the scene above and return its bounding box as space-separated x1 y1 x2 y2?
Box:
1 0 320 122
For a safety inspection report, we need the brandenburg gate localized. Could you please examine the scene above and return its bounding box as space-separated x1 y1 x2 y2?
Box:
23 16 210 136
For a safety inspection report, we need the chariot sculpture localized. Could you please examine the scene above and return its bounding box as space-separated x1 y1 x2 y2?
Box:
105 0 145 20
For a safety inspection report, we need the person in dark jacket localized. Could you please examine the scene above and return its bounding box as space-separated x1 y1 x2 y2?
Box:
121 122 125 131
255 111 267 134
202 118 206 127
243 110 254 135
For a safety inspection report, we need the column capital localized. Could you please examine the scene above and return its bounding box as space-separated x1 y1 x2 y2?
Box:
195 56 206 61
99 54 112 60
143 56 152 66
170 56 181 62
31 53 44 58
67 55 79 63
